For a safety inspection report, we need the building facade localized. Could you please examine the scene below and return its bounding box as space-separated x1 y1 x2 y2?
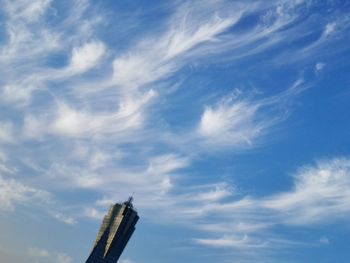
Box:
86 197 139 263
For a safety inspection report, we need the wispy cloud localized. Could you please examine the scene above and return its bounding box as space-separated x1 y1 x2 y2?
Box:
67 41 106 74
0 174 50 211
197 90 281 149
0 122 15 143
3 0 52 22
28 247 50 257
110 1 244 91
187 157 350 251
28 246 72 263
262 157 350 225
43 153 189 198
163 78 306 152
0 0 106 105
50 211 77 225
194 234 268 249
22 89 155 139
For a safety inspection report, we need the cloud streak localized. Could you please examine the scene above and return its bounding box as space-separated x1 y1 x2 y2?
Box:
0 174 49 211
188 157 350 250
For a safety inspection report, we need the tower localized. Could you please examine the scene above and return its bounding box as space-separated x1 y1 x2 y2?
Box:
86 197 139 263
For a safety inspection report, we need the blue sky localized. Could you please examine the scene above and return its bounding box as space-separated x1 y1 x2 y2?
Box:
0 0 350 262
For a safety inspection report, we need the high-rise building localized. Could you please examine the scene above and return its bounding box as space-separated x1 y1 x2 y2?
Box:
86 197 139 263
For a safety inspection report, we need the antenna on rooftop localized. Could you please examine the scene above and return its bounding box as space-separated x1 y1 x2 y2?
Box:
124 195 134 208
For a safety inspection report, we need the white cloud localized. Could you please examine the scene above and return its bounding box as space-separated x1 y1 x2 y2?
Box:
194 234 267 249
198 95 263 146
23 91 156 139
56 253 72 263
1 4 59 63
4 0 52 22
68 41 106 74
39 152 193 224
111 2 243 90
51 102 106 137
50 211 77 225
0 122 15 143
1 84 37 105
89 151 111 170
194 184 232 202
27 247 72 263
146 154 189 175
262 157 350 225
323 22 337 37
0 0 104 106
196 85 296 149
44 153 189 198
315 62 326 72
188 157 350 250
0 163 17 175
0 151 16 175
0 149 17 175
23 114 45 139
319 236 330 245
84 207 105 220
28 247 50 257
0 175 50 211
1 40 106 105
194 77 309 151
163 10 239 60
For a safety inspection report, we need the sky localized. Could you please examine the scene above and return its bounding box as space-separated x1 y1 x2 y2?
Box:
0 0 350 262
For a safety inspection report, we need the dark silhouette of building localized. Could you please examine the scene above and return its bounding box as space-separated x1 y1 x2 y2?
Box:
86 197 139 263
